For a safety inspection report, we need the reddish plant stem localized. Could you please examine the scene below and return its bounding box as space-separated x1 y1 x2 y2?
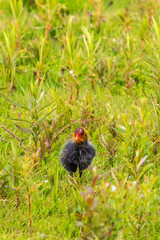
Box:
45 12 51 39
126 59 131 89
69 79 73 103
76 85 79 100
91 76 94 91
0 138 33 152
0 123 21 143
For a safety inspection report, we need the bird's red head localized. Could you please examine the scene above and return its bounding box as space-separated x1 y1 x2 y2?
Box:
74 128 88 143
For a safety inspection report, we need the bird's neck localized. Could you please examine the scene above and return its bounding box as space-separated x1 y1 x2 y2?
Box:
75 140 88 147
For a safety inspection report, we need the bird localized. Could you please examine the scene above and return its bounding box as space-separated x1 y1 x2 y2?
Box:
60 127 96 177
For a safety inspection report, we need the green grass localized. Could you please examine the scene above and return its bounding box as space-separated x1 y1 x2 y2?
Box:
0 0 160 239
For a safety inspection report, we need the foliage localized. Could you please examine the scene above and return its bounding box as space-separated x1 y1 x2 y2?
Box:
0 0 160 239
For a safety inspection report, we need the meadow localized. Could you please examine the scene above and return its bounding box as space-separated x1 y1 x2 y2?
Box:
0 0 160 239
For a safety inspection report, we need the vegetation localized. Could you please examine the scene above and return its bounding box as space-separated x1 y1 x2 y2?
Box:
0 0 160 239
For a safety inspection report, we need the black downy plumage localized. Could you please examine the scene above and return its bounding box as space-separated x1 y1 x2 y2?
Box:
60 128 96 177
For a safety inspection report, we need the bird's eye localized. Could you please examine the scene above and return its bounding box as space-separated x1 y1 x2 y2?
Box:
80 128 84 135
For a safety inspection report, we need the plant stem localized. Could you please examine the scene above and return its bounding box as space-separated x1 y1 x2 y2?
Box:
27 187 33 239
0 138 33 152
126 60 131 89
0 123 21 143
69 79 73 103
90 68 94 91
15 189 20 208
76 85 79 100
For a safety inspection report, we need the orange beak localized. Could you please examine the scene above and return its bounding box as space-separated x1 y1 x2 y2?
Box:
74 133 81 142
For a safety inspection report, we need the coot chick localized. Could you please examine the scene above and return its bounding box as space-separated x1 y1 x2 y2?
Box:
60 128 96 177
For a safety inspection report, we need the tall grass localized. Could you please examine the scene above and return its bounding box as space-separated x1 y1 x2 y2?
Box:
0 0 160 239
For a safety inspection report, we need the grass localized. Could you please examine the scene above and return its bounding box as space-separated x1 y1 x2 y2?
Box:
0 0 160 239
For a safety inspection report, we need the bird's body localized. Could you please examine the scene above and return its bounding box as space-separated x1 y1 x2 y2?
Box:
60 128 96 176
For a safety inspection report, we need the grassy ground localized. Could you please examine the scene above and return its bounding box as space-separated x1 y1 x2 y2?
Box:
0 0 160 239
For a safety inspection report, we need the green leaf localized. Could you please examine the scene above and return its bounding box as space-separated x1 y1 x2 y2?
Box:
38 106 57 122
137 156 148 171
125 159 136 178
111 167 119 187
38 99 55 112
16 80 29 96
15 124 34 135
137 164 153 181
0 164 10 176
0 86 9 91
6 117 33 125
28 99 32 111
36 88 44 104
11 141 17 159
0 94 31 111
